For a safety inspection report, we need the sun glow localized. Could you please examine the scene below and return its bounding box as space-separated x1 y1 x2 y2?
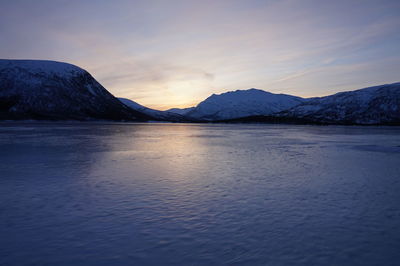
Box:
2 0 400 110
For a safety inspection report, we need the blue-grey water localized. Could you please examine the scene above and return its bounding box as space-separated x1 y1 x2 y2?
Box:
1 123 400 266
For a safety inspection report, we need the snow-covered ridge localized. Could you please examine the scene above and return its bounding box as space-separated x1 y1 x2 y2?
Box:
0 59 149 121
167 107 195 115
0 59 85 76
279 82 400 124
118 98 188 121
186 88 305 120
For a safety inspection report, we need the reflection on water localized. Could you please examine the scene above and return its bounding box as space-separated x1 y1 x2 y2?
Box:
1 122 400 265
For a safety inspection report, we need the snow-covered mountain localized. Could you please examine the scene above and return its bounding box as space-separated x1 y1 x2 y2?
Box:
1 59 398 125
0 59 150 121
279 83 400 125
166 107 195 115
118 98 188 122
186 88 305 121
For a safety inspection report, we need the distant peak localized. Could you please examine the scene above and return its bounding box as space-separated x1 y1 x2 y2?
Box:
210 88 272 97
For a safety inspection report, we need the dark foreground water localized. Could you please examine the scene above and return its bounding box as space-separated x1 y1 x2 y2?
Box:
1 122 400 266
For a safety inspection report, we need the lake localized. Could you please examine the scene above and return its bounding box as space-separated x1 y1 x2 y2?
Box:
1 122 400 265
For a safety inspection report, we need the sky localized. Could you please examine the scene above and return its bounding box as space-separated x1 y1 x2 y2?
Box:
1 0 400 110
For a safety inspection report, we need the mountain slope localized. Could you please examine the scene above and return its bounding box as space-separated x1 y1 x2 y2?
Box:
118 98 188 122
186 88 305 121
279 83 400 125
0 59 150 121
166 107 195 115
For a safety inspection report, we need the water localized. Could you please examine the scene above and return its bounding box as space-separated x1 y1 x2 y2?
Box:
1 122 400 266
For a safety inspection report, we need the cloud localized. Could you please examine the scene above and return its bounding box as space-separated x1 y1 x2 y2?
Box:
1 0 399 109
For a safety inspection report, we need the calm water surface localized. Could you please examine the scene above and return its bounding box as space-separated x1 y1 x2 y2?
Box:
1 123 400 265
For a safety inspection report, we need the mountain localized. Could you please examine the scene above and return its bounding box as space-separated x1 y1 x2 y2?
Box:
118 98 189 122
166 107 195 115
1 59 398 125
279 83 400 125
186 88 305 121
0 59 150 121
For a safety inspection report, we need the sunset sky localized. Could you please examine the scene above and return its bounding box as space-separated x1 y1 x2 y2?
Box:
1 0 400 110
